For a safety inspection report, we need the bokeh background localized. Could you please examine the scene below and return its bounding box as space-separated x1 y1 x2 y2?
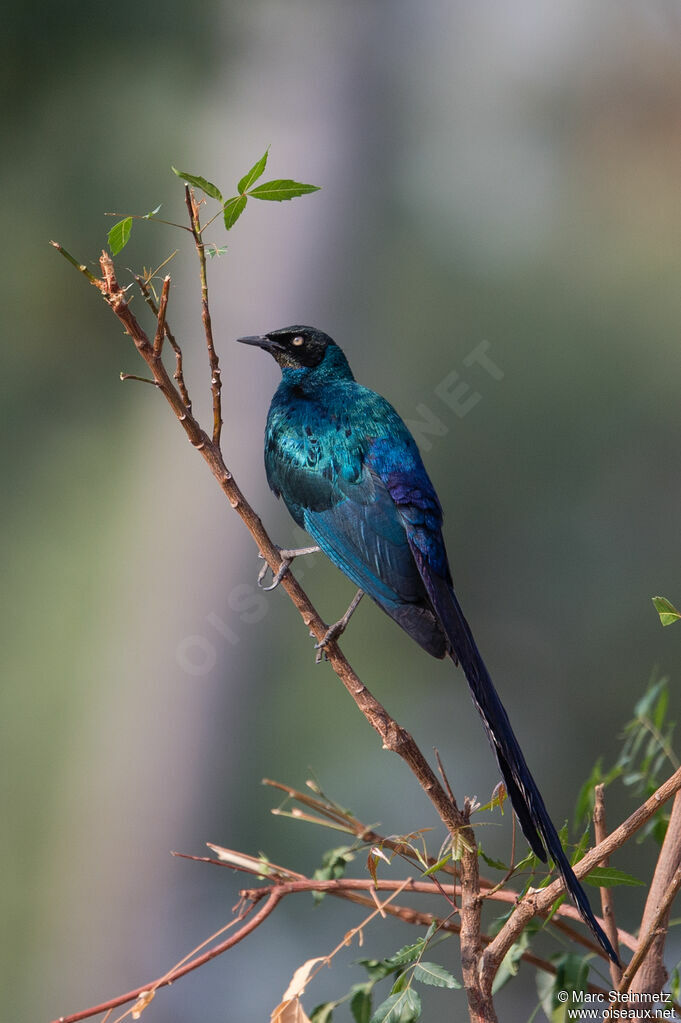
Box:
4 2 681 1020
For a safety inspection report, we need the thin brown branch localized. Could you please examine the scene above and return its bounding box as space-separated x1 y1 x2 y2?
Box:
119 373 159 387
50 891 281 1023
184 187 222 446
237 878 612 1002
134 274 192 414
50 241 99 283
619 865 681 995
186 847 637 953
628 789 681 997
481 765 681 991
594 783 622 986
262 777 639 958
152 276 170 357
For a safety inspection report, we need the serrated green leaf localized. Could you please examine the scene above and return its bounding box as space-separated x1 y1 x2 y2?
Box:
107 217 132 255
223 195 247 230
143 204 162 219
310 1002 334 1022
383 940 426 969
583 866 644 888
369 988 421 1023
248 178 320 201
350 985 372 1023
206 245 229 258
653 596 681 627
238 148 269 194
412 962 460 989
171 167 223 201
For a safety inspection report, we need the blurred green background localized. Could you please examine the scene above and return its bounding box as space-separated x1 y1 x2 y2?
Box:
4 2 681 1020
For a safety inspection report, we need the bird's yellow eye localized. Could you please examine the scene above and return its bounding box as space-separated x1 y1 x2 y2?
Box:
292 336 304 346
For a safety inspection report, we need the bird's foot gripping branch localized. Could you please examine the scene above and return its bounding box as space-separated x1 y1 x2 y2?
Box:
52 159 681 1023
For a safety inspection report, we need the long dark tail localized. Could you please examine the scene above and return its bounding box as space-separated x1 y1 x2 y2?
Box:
410 549 618 963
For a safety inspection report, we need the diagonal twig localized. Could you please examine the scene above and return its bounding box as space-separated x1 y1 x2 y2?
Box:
594 783 622 986
134 274 192 414
184 186 222 446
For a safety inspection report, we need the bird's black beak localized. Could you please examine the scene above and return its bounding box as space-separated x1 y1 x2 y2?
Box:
236 334 280 354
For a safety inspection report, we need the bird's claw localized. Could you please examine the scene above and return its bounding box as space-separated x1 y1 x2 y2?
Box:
258 555 291 591
313 620 347 664
257 545 321 591
312 589 364 664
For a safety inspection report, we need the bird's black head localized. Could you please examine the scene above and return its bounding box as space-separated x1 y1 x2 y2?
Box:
236 325 334 370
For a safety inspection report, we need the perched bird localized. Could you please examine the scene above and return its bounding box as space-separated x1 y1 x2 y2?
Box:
237 324 618 963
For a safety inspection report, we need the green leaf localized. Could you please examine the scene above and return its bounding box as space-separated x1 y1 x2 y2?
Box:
237 148 269 194
390 972 409 995
223 195 247 231
654 686 669 730
653 596 681 627
635 678 668 718
583 866 644 888
206 245 229 258
310 1003 334 1023
248 178 320 201
412 963 460 989
383 940 427 969
107 217 132 255
369 988 421 1023
421 852 451 877
171 167 223 201
570 825 591 866
143 204 162 219
350 985 372 1023
492 933 528 995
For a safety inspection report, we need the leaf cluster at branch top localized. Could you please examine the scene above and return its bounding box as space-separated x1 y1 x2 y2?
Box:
106 149 320 256
173 147 320 232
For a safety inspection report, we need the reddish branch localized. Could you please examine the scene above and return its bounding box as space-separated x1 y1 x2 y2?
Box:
51 892 282 1023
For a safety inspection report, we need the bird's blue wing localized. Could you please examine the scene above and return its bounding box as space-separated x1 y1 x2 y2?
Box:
266 406 448 655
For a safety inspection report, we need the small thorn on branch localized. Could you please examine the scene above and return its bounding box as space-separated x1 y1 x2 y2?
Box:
120 372 159 387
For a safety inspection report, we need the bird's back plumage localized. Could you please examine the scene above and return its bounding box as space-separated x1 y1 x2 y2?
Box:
250 328 617 964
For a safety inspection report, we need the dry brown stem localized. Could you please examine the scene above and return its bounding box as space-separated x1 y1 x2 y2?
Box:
594 783 622 986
